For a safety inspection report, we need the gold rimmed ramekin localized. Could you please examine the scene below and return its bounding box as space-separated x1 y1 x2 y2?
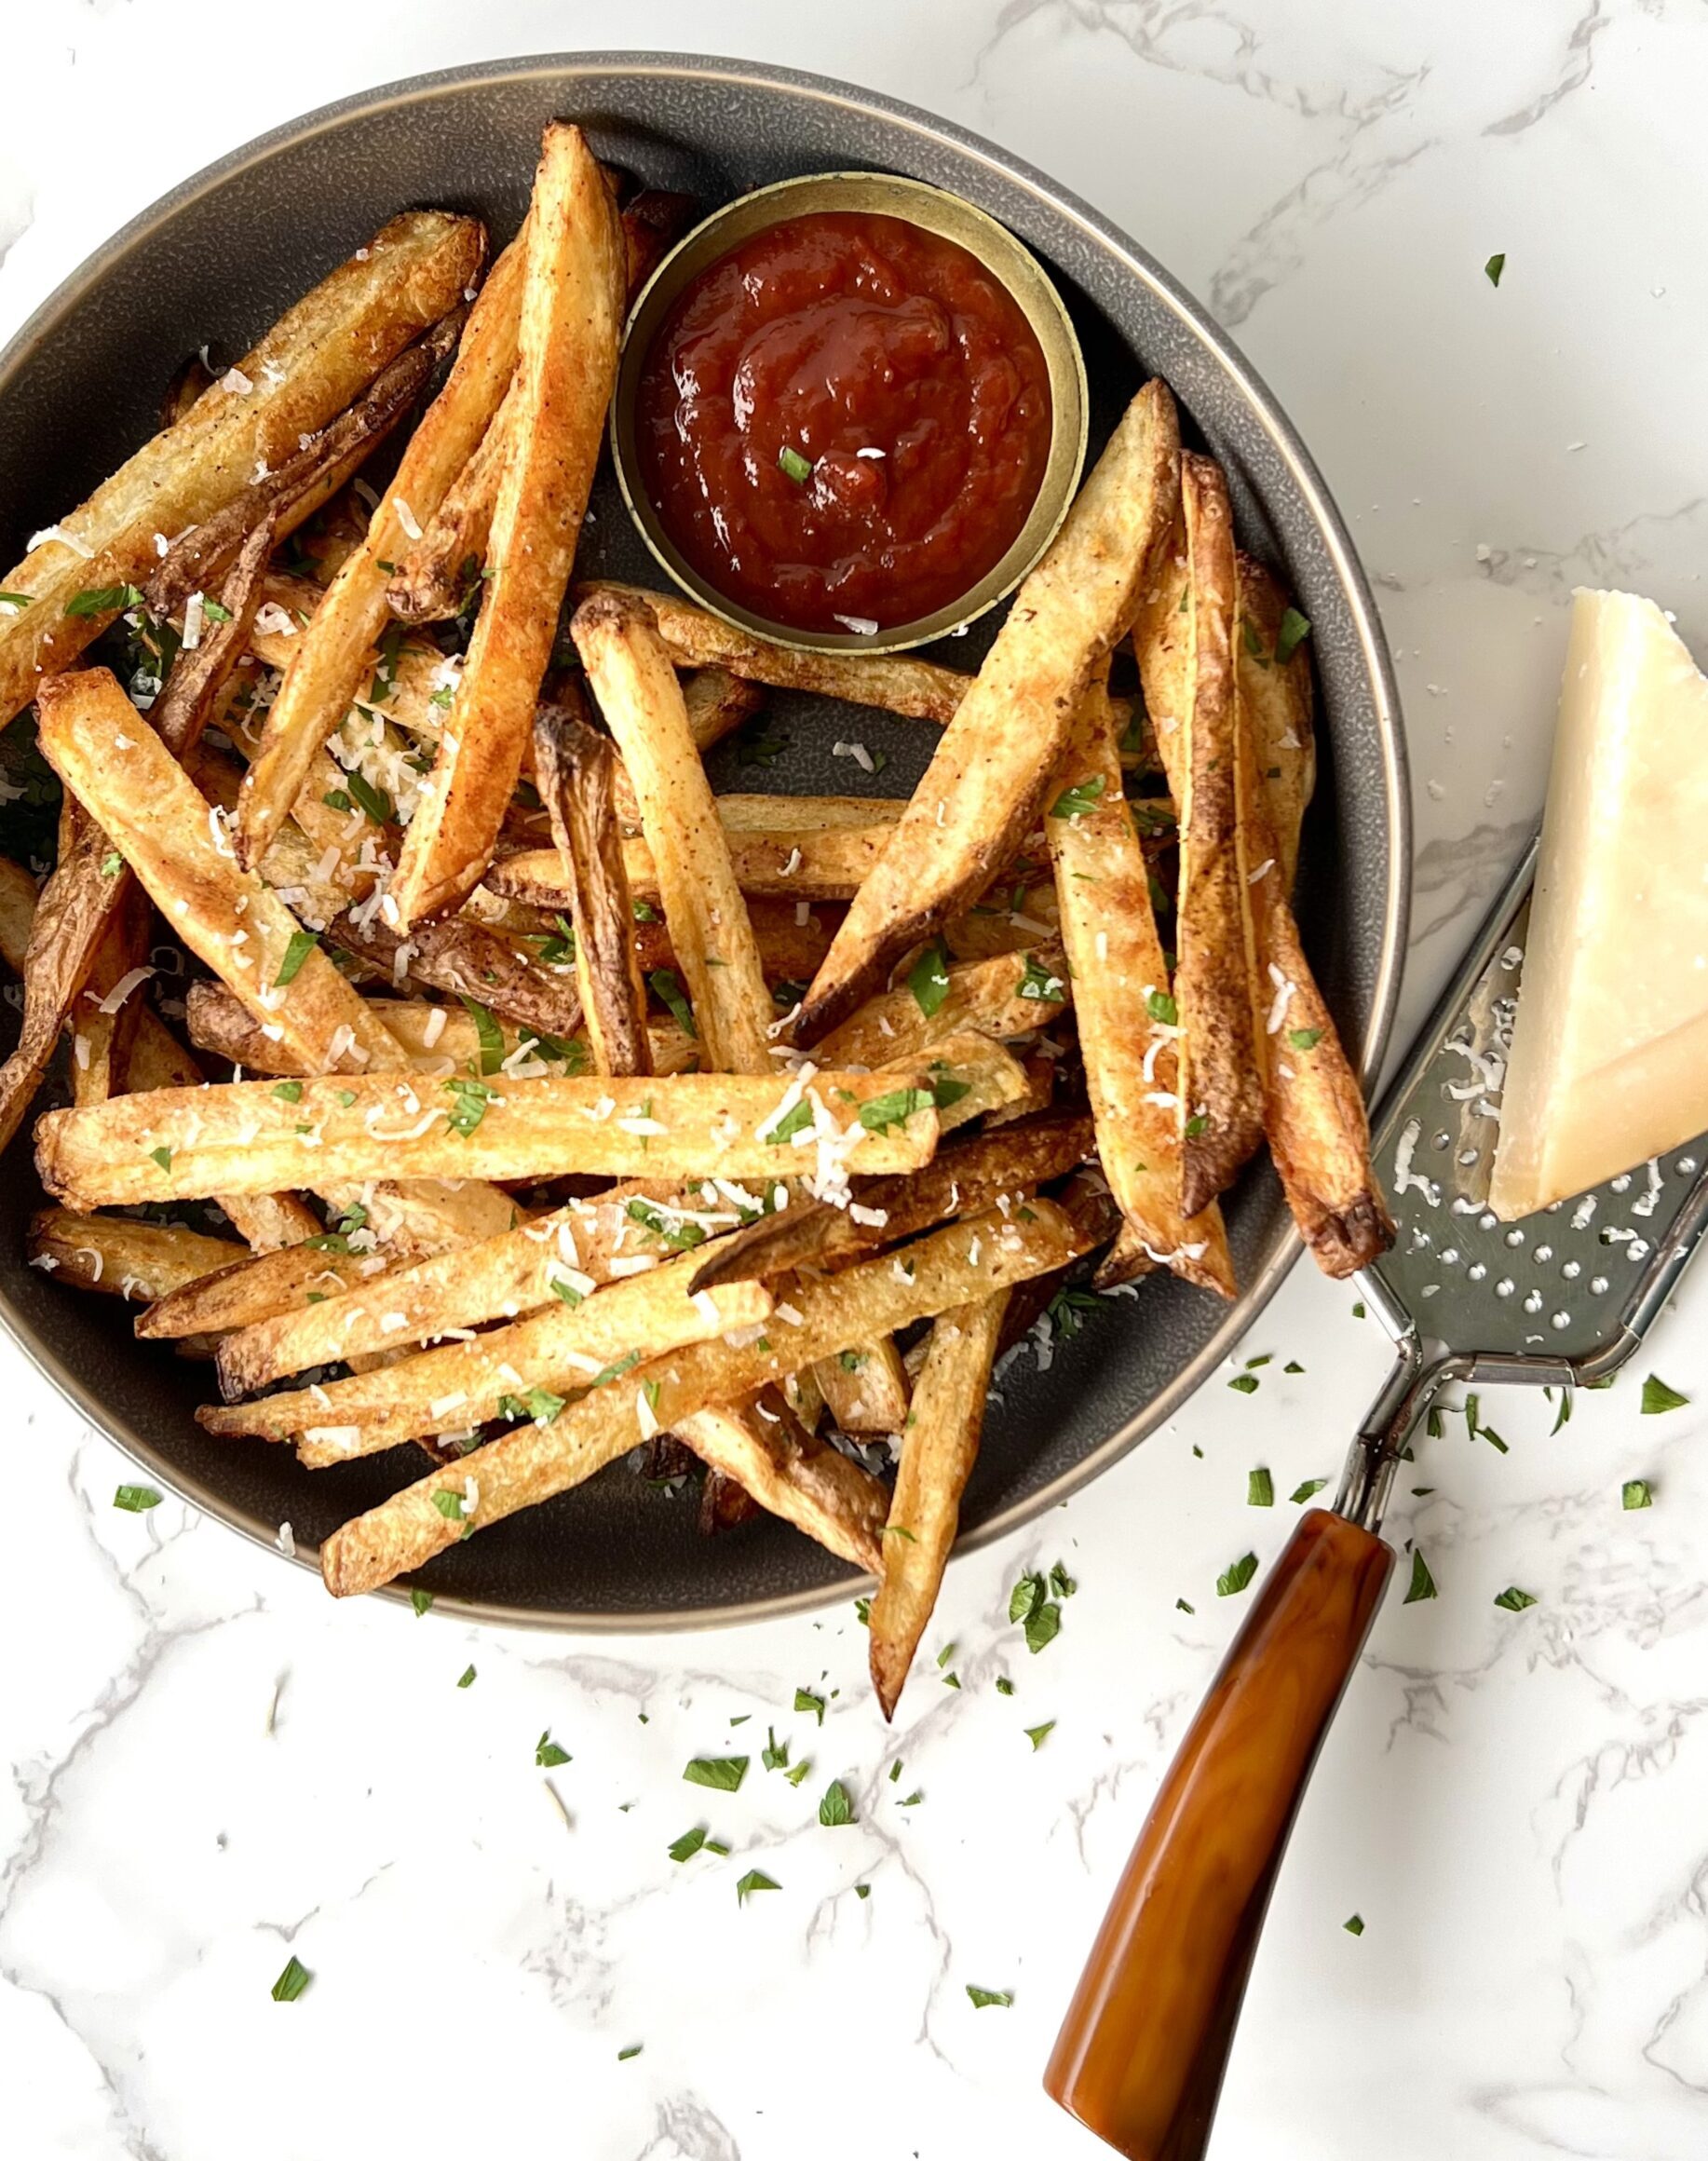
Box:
609 170 1090 657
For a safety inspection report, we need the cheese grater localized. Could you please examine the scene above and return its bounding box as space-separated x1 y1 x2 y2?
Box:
1047 836 1708 2161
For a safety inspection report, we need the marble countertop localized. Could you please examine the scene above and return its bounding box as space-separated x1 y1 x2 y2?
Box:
4 5 1707 2157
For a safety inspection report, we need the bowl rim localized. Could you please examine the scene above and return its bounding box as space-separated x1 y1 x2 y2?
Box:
607 166 1091 655
0 49 1410 1633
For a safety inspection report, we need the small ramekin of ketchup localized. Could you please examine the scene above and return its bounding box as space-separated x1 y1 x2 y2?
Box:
611 172 1088 653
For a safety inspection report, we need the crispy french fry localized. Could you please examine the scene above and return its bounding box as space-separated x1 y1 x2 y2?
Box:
796 381 1180 1041
216 1191 323 1255
533 694 652 1076
385 190 695 628
675 1391 888 1573
1045 682 1233 1297
634 895 837 990
816 943 1069 1067
139 1241 388 1340
320 1199 1091 1597
574 591 776 1073
183 979 693 1080
690 1110 1095 1289
0 856 37 971
392 126 625 924
492 819 899 909
35 669 402 1075
577 582 972 723
37 1067 942 1210
869 1290 1009 1718
0 211 483 726
205 1258 769 1456
27 1207 243 1302
1236 555 1316 891
820 1335 912 1434
236 241 525 865
326 905 581 1040
1132 454 1265 1216
1232 558 1391 1275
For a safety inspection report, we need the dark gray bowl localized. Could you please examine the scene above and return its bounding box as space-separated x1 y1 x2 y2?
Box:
0 53 1408 1629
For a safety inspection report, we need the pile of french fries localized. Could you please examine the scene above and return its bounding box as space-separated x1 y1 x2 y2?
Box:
0 123 1391 1715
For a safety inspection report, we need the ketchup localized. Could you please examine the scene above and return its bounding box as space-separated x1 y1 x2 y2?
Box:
634 211 1053 636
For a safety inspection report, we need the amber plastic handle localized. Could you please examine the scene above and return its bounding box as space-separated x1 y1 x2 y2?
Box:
1044 1509 1393 2161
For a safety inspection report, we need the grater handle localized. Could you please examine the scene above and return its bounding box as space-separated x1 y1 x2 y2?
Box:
1044 1509 1394 2161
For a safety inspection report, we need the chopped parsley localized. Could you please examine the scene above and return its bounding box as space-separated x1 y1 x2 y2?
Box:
1185 1112 1208 1139
1049 775 1105 821
410 1590 434 1618
819 1779 855 1827
1016 950 1066 1003
114 1484 162 1512
64 582 145 618
967 1986 1013 2009
148 1146 173 1173
736 1869 780 1904
1622 1478 1654 1511
617 2045 643 2061
1217 1553 1258 1598
1009 1571 1062 1653
1493 1586 1537 1611
1290 1476 1329 1504
535 1732 571 1767
1024 1721 1055 1751
1247 1467 1274 1507
459 997 506 1075
1484 251 1506 287
1403 1549 1438 1602
496 1386 565 1425
456 1665 476 1688
765 1098 815 1147
907 940 951 1018
762 1727 789 1772
342 769 393 825
1145 988 1179 1026
793 1687 826 1726
777 446 813 484
1641 1375 1688 1416
270 1955 312 2002
1274 608 1312 666
669 1826 729 1862
1344 1913 1365 1937
443 1075 498 1136
273 930 319 988
101 851 123 877
1228 1372 1259 1395
684 1756 749 1792
858 1086 936 1135
648 969 697 1038
272 1080 304 1103
627 1198 707 1251
1287 1026 1323 1051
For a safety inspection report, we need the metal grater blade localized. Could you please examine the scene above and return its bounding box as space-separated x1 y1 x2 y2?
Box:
1360 836 1708 1386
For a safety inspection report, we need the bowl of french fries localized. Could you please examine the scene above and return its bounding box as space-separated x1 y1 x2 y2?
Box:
0 56 1406 1679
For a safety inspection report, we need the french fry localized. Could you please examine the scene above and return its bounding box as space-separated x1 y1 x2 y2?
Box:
139 1240 389 1341
204 1257 770 1456
216 1191 323 1255
690 1110 1095 1289
391 126 625 924
1044 681 1234 1297
67 877 152 1110
1132 453 1265 1216
820 1335 913 1434
1232 558 1391 1275
1236 555 1316 891
0 211 483 727
320 1199 1091 1597
634 895 838 991
27 1207 243 1303
816 943 1069 1067
236 240 525 865
675 1392 888 1573
204 1174 773 1389
183 979 693 1080
385 189 696 628
35 669 402 1077
869 1290 1009 1718
36 1067 944 1210
796 381 1181 1041
326 905 581 1040
573 591 776 1073
491 819 900 909
0 856 37 971
576 582 972 722
533 694 652 1076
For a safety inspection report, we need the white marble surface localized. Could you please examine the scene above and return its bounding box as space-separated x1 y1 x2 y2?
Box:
4 5 1707 2156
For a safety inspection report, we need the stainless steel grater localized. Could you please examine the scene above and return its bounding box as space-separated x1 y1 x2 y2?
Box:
1047 835 1708 2161
1341 833 1708 1525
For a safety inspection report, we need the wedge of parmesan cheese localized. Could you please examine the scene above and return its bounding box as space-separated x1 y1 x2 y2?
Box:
1491 589 1708 1219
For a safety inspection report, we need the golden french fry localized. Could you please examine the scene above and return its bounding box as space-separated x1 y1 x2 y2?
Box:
1235 553 1316 890
690 1110 1094 1288
490 820 901 910
236 239 525 866
37 1067 942 1211
1232 557 1391 1276
576 581 971 723
573 591 776 1074
869 1290 1009 1719
326 905 581 1040
392 126 625 924
1132 452 1265 1216
0 211 483 727
1044 681 1233 1297
797 381 1181 1041
819 1335 912 1434
816 943 1068 1067
183 980 693 1080
533 693 652 1076
139 1240 388 1340
0 855 37 972
633 894 838 991
27 1207 243 1303
215 1191 323 1255
675 1392 888 1573
201 1249 768 1451
320 1199 1091 1597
